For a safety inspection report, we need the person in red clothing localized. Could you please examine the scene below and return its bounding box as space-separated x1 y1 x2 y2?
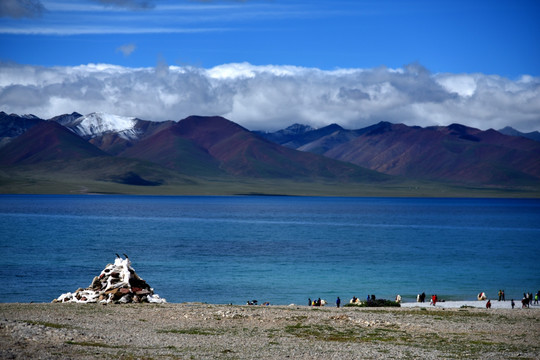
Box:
431 294 437 306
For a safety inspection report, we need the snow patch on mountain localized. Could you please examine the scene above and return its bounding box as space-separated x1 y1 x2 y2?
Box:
71 112 139 140
282 123 315 135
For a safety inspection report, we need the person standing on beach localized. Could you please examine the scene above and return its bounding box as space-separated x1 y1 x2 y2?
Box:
511 299 515 309
336 297 341 308
498 290 502 301
502 290 505 301
486 300 491 309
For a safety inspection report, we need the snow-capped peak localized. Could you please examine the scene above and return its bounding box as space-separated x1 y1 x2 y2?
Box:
282 123 314 135
72 112 139 140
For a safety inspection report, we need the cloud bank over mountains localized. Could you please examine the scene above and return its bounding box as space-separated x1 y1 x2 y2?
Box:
1 61 539 132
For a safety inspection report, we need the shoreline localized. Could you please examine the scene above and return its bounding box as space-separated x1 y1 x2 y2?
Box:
3 298 540 310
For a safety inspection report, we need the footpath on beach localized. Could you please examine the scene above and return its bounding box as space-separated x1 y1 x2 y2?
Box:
400 300 538 309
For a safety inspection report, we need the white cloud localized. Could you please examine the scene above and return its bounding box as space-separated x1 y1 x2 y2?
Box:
116 43 136 57
1 62 539 132
91 0 154 10
0 25 229 35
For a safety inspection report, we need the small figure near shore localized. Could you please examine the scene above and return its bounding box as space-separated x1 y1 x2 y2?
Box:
522 295 529 308
498 290 502 301
308 298 312 306
486 300 491 309
502 290 505 301
336 297 341 308
511 299 515 309
395 294 402 304
430 294 437 306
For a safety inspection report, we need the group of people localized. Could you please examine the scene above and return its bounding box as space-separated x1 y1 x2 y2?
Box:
349 295 377 304
521 292 539 308
494 290 539 309
485 290 539 309
305 290 540 309
415 292 439 306
308 298 327 307
309 295 379 308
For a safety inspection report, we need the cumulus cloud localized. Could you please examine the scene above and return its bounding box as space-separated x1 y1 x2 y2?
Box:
0 62 539 132
0 0 45 18
116 43 136 57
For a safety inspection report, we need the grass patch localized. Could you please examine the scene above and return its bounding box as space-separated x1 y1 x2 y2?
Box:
284 322 407 343
157 327 226 336
399 309 491 319
25 320 71 329
283 321 538 357
65 341 126 349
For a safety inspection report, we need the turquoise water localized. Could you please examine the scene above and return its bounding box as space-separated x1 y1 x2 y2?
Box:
0 195 538 304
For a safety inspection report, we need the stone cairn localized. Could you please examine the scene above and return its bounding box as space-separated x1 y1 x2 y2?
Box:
53 254 166 304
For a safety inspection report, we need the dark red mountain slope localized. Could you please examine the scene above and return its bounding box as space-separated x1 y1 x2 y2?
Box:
174 116 388 180
122 115 390 181
323 122 540 185
119 121 225 177
0 121 108 166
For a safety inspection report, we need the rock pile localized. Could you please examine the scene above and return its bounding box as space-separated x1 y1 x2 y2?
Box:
53 254 166 304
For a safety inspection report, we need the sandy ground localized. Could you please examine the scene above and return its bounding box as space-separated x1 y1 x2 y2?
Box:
401 299 535 309
1 302 539 359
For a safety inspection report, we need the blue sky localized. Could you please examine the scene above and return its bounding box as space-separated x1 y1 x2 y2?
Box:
1 0 539 76
1 0 539 131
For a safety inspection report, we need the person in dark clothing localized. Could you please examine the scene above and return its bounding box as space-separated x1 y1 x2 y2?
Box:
336 297 341 308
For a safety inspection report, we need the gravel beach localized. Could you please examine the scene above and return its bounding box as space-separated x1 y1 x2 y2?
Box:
1 302 539 359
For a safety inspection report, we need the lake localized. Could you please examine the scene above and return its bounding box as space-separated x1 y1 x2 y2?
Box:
0 195 538 305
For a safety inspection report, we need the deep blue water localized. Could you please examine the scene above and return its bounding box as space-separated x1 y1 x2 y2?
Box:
0 195 538 305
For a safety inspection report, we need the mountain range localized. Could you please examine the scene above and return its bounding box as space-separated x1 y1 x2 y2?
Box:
0 111 539 196
255 122 540 187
